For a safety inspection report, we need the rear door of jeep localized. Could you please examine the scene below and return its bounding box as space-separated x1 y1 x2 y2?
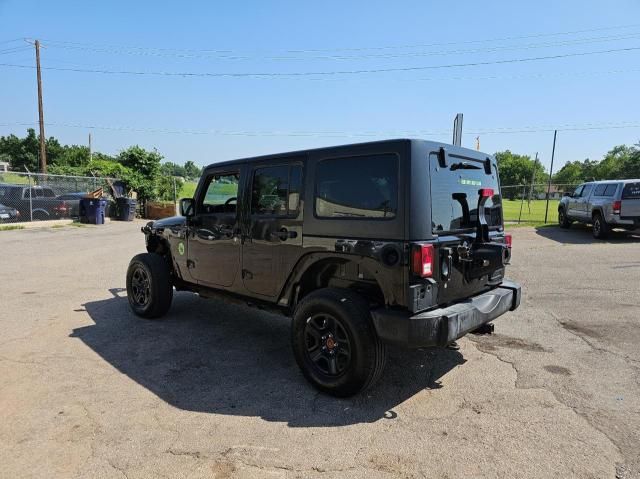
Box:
426 149 507 306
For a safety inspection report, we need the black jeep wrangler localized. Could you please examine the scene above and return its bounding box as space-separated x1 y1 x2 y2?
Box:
127 139 521 396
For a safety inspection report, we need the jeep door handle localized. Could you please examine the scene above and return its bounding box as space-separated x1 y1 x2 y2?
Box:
271 228 297 241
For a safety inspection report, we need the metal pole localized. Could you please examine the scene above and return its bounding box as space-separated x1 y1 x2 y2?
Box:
35 40 47 174
544 130 558 224
28 172 33 222
89 133 92 161
172 176 178 215
528 152 538 212
518 185 525 224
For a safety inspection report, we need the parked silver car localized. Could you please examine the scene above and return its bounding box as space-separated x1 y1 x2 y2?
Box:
558 179 640 238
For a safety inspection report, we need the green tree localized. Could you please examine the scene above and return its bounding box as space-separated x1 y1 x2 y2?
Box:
495 150 547 186
553 161 583 184
117 146 163 202
184 160 202 180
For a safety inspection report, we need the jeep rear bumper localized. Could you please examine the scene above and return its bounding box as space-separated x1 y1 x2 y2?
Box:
371 279 521 348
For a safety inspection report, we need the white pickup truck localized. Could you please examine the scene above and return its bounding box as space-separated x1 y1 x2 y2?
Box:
558 180 640 238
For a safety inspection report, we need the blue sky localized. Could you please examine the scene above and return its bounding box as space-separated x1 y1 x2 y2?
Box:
1 0 639 175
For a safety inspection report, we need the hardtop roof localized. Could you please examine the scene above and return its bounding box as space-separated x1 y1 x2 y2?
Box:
202 138 492 170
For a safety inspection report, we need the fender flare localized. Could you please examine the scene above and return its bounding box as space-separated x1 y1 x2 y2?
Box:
278 251 400 309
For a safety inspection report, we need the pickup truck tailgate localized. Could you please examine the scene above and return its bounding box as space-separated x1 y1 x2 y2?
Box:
621 182 640 217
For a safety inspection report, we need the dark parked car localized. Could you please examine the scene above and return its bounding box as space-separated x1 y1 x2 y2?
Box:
0 202 19 223
56 192 88 218
0 184 70 220
126 139 521 396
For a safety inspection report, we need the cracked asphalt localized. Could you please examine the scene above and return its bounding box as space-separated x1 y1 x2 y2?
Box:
1 222 639 478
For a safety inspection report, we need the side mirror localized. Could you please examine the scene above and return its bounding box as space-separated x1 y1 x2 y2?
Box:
563 192 571 197
179 198 195 217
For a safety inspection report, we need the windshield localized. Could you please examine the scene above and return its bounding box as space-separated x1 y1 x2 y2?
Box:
429 152 502 234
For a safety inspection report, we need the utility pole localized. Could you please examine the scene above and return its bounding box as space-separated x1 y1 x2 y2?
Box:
528 152 538 210
475 136 480 151
544 130 558 224
89 133 92 161
35 40 47 174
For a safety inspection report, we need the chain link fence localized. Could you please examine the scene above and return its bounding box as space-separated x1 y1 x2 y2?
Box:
501 183 581 223
0 170 121 223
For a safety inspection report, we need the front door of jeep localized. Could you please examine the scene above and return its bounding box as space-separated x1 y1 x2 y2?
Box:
187 168 243 288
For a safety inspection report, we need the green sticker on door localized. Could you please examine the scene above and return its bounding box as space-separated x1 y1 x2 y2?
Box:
178 242 185 256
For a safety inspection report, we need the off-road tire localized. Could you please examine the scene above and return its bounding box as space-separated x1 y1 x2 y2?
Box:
558 207 572 229
592 212 609 239
126 253 173 319
291 288 387 397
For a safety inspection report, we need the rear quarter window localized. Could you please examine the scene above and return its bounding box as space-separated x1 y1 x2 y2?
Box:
314 154 398 219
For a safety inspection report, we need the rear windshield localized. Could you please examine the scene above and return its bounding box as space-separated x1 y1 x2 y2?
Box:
622 182 640 199
430 152 502 233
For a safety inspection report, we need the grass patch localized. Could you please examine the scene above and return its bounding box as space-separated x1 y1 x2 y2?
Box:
179 181 198 198
502 199 560 223
51 224 66 229
505 222 556 229
0 173 30 185
70 221 87 227
0 225 25 231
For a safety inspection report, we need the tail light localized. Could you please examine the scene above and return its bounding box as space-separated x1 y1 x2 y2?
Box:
613 200 621 215
412 244 434 278
504 233 512 248
479 188 495 198
54 202 69 213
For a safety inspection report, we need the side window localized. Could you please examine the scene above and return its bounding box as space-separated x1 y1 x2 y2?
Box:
604 184 618 196
251 164 302 216
42 189 55 198
315 154 398 219
581 184 593 198
573 185 584 197
199 172 240 214
593 185 607 196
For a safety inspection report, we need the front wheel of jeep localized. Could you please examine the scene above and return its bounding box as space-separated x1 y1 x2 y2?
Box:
126 253 173 319
291 288 387 397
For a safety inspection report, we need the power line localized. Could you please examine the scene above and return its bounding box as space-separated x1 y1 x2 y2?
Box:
0 38 24 46
0 46 31 56
2 120 640 138
37 22 640 54
39 32 640 61
2 45 640 78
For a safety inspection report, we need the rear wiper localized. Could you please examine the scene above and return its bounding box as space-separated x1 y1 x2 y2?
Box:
450 162 481 171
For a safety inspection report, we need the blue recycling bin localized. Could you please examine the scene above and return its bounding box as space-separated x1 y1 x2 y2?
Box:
79 198 107 225
115 197 137 221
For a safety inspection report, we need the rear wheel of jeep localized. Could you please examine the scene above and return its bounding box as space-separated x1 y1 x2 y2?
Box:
126 253 173 319
291 288 386 397
592 212 609 239
558 207 572 228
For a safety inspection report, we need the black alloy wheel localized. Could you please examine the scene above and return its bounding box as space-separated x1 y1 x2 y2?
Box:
304 313 352 377
126 253 173 319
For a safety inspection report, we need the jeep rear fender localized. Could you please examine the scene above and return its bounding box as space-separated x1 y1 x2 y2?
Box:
278 252 402 309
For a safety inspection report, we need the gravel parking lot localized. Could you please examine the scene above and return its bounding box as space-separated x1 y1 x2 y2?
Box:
1 222 639 478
